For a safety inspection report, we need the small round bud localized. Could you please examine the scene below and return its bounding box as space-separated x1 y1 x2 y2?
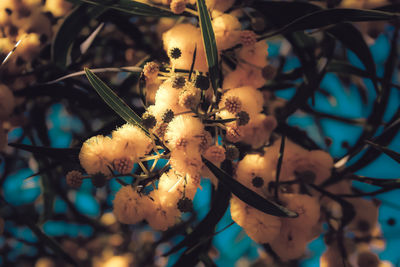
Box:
142 113 157 129
143 61 159 81
177 197 193 213
200 131 213 151
91 172 107 188
225 96 242 114
170 0 186 14
194 75 210 90
237 111 250 126
357 251 379 267
162 109 174 123
262 65 277 80
172 76 186 89
252 176 264 188
225 145 239 160
169 47 182 59
66 170 83 188
240 30 257 46
113 158 134 174
179 89 199 109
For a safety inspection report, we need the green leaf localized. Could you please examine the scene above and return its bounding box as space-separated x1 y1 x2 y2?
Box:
365 140 400 165
52 4 107 68
326 23 380 95
84 68 149 135
259 8 398 40
75 0 176 16
8 143 80 163
350 174 400 188
196 0 219 93
202 158 298 218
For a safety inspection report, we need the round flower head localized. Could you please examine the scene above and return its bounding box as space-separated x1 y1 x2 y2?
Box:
270 220 309 261
170 0 186 14
66 170 83 188
235 153 273 196
113 157 134 174
357 250 380 267
170 146 203 177
240 30 257 46
79 135 114 176
230 196 281 244
0 84 15 120
223 63 267 90
241 114 277 148
165 114 204 151
113 186 150 224
212 13 242 50
162 23 208 72
112 123 152 160
145 190 181 231
219 86 264 120
154 78 189 116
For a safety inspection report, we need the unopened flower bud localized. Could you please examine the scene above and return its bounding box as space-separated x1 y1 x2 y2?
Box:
172 76 186 89
177 197 193 212
142 112 157 129
143 61 159 81
252 176 264 188
237 111 250 126
170 0 186 14
225 145 239 160
225 96 242 114
194 75 210 90
169 47 182 59
240 30 257 46
66 170 83 188
113 158 134 174
162 109 174 123
262 65 277 80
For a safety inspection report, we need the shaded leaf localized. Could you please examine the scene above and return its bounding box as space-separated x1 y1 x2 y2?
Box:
259 8 398 40
8 143 80 163
326 23 380 95
84 68 149 135
52 4 106 68
76 0 176 17
196 0 219 93
203 158 297 218
365 140 400 165
350 174 400 188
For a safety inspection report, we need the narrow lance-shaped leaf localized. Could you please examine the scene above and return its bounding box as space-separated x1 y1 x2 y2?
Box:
52 4 107 68
258 8 398 40
84 68 149 135
365 140 400 165
75 0 176 16
8 143 80 163
203 158 297 218
196 0 219 93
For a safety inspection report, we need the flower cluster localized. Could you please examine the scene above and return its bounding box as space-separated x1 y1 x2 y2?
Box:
73 1 387 264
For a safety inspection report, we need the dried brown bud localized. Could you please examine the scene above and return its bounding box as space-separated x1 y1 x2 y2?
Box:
66 170 83 188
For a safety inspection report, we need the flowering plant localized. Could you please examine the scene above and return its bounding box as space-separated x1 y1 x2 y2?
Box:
1 0 400 266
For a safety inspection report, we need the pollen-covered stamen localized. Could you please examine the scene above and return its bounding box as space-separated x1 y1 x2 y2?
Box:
66 170 83 188
240 30 257 46
170 0 186 14
224 96 242 114
113 157 134 174
175 137 188 150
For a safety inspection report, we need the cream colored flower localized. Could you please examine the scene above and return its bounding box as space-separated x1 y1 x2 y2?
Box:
79 135 114 176
113 186 150 224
